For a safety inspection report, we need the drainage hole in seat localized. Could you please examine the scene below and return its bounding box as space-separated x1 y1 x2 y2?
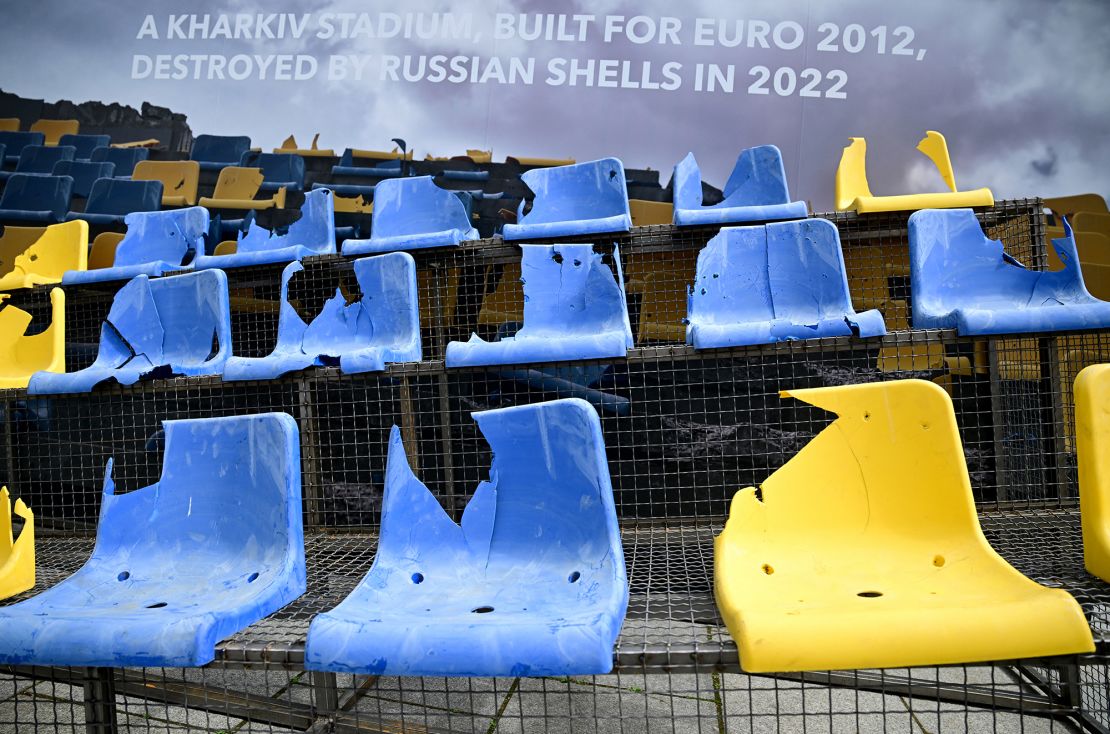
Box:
247 572 260 583
146 602 168 609
117 571 130 581
412 572 424 584
568 571 581 583
472 606 495 614
857 591 883 598
932 555 945 567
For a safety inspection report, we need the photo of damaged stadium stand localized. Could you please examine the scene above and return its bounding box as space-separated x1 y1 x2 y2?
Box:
62 207 209 284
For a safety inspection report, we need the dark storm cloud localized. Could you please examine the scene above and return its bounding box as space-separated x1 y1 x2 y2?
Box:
1 0 1107 208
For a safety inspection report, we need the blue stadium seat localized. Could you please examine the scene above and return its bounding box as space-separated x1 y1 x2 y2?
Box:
0 131 45 165
52 160 114 198
63 207 208 284
673 146 808 226
57 134 112 160
343 176 478 255
240 151 305 193
0 174 73 223
90 146 149 178
66 178 163 226
332 151 404 179
190 134 251 171
0 144 76 181
502 158 632 241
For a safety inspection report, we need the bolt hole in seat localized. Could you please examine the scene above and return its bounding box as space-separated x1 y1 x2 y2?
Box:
305 398 628 677
714 379 1094 672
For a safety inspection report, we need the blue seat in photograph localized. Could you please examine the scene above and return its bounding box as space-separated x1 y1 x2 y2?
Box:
343 176 478 255
440 169 490 182
687 220 886 349
673 146 808 226
57 134 111 160
52 160 114 198
332 152 404 179
66 178 163 226
446 243 634 367
502 158 632 241
240 151 305 193
28 269 231 394
190 134 251 171
0 144 76 181
63 207 208 284
90 146 149 178
305 398 627 676
194 188 336 269
0 174 73 223
0 131 45 165
0 412 305 667
223 252 420 381
909 208 1110 335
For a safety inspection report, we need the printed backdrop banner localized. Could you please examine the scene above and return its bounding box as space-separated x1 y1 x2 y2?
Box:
2 0 1107 209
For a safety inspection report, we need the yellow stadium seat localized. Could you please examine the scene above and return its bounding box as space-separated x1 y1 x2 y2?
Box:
0 487 34 601
88 232 125 270
714 379 1094 672
629 199 673 227
623 250 697 343
274 133 335 158
0 288 65 389
1046 225 1110 300
425 149 493 164
477 262 524 327
1073 211 1110 240
0 119 19 133
0 220 88 290
29 118 79 146
835 131 994 213
1077 363 1110 582
331 194 372 214
111 139 161 149
198 166 285 210
417 266 460 332
214 241 237 256
133 160 201 206
506 155 576 167
1045 193 1108 220
351 147 413 161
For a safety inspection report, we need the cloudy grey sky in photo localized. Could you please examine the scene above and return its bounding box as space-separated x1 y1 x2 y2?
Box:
1 0 1106 210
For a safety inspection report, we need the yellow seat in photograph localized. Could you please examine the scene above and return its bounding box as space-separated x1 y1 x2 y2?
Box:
198 166 285 210
0 487 34 601
1076 363 1110 583
1047 225 1110 300
1073 211 1110 240
477 261 524 327
332 194 372 214
274 133 335 158
350 147 413 161
506 155 576 167
29 118 79 146
87 231 126 270
629 199 673 227
1045 193 1107 220
0 220 88 290
714 379 1094 673
0 119 19 133
133 159 201 207
0 288 65 389
835 131 994 213
425 149 493 164
623 250 696 343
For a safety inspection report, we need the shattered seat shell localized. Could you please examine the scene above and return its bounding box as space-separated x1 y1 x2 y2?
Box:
673 147 808 226
343 175 478 255
0 487 34 601
1077 364 1110 583
28 269 231 395
909 208 1110 335
0 288 66 389
222 251 421 381
0 412 305 667
446 243 634 368
714 379 1094 673
194 188 336 270
63 207 208 284
501 158 632 241
305 398 628 677
687 219 886 349
0 219 88 290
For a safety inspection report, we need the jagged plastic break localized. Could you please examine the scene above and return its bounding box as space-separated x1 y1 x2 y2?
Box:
446 244 634 367
686 220 886 349
715 379 1095 672
835 132 994 213
0 412 305 666
502 158 631 241
0 220 87 289
305 398 627 676
1077 364 1110 582
909 209 1110 335
343 176 478 255
63 207 208 284
673 147 808 226
223 252 421 381
0 288 65 389
0 488 34 601
28 270 231 395
194 189 336 270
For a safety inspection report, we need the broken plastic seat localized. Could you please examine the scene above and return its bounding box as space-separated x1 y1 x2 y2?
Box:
0 219 87 290
132 160 200 207
62 207 208 285
501 158 632 241
65 177 163 226
57 133 111 160
446 244 634 368
909 208 1110 335
198 166 286 211
190 134 252 171
223 252 420 381
714 379 1095 673
305 398 627 676
0 412 305 667
1077 364 1110 583
686 219 886 349
836 131 994 213
90 145 149 178
273 133 335 158
0 173 73 224
0 288 65 389
194 188 335 270
673 147 807 226
0 487 34 601
28 269 231 395
343 176 478 255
